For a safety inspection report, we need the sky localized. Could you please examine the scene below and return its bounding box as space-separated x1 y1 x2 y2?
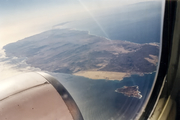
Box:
0 0 163 48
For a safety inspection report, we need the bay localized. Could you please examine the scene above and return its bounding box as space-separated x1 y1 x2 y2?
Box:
49 72 156 120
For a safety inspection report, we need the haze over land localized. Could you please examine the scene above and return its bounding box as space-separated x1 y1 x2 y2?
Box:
3 29 159 80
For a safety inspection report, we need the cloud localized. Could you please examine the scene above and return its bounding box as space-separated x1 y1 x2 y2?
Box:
0 48 41 80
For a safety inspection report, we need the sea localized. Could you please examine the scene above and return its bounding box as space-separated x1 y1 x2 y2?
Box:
62 1 163 44
49 72 156 120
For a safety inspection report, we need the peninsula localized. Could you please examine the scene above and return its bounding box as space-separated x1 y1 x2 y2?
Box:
3 29 159 81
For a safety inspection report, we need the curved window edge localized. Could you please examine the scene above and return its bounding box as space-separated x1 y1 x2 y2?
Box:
139 0 178 119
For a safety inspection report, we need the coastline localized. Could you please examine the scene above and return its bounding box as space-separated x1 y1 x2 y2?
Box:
73 71 131 81
73 70 157 81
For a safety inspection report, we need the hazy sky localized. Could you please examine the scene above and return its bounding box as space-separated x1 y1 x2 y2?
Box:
0 0 163 48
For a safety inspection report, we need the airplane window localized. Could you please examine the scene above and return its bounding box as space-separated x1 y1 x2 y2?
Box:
0 0 165 120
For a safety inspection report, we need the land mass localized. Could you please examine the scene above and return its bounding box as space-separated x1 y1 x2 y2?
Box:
73 71 131 81
115 86 142 99
3 29 159 80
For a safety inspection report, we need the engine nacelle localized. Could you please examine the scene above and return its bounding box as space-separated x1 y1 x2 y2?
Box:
0 72 83 120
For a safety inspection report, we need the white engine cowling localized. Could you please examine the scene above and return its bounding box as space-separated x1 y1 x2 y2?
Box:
0 72 83 120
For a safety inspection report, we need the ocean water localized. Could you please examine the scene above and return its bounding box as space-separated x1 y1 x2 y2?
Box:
50 72 156 120
63 1 163 44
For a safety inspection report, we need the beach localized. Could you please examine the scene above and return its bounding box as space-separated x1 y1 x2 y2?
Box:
73 71 131 81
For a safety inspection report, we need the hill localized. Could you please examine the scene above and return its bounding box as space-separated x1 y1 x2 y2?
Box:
3 29 159 80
